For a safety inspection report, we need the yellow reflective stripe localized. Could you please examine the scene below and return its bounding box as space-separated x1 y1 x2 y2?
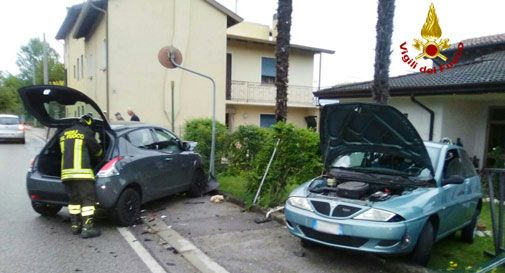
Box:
68 204 81 215
61 173 95 180
81 206 95 216
74 139 83 169
60 140 65 170
95 148 103 157
62 168 94 175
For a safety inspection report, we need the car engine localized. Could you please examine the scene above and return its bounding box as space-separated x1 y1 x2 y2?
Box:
308 175 408 202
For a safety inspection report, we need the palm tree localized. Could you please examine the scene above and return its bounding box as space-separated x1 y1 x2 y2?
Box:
274 0 293 122
372 0 395 104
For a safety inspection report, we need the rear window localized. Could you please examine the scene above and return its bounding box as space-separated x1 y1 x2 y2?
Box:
0 117 19 125
44 101 103 121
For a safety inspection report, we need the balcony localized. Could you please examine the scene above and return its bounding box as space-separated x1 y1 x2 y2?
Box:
226 80 316 107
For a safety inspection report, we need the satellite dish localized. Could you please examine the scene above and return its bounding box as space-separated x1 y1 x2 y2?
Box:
158 46 182 69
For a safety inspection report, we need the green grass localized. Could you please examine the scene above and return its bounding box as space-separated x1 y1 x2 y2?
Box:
217 174 252 205
428 202 505 272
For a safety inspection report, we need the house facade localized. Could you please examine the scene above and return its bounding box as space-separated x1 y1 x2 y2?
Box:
225 21 334 130
56 0 241 135
314 34 505 169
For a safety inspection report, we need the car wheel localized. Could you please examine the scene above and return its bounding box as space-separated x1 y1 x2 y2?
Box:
113 188 141 226
300 238 317 248
461 208 480 243
31 201 62 216
188 168 207 197
410 220 434 266
19 138 25 144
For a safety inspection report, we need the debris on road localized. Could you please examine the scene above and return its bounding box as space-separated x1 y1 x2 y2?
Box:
293 250 306 257
161 215 167 219
210 195 224 203
166 262 176 266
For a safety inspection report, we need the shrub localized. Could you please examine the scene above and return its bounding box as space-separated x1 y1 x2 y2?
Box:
227 125 268 174
183 118 228 174
245 122 323 207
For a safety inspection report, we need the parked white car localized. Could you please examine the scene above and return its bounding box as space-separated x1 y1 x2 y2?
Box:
0 114 25 143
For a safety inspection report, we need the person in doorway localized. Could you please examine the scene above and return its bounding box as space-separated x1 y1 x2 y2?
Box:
127 108 140 122
60 113 103 238
114 112 125 121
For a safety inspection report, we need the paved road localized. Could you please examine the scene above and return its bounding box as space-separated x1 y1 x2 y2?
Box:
0 129 155 273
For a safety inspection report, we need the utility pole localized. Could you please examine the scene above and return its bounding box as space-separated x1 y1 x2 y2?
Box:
43 33 49 84
32 58 36 85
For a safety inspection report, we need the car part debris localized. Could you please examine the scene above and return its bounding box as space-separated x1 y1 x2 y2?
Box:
255 206 284 224
210 195 224 203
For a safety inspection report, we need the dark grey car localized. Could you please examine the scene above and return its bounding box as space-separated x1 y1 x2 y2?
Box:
20 85 208 226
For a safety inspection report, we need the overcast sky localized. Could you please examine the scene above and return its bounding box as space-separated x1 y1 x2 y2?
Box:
1 0 504 88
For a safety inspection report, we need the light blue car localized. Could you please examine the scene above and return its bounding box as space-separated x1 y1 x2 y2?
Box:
284 103 482 266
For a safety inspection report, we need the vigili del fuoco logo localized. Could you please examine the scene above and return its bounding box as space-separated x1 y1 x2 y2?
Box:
399 3 464 74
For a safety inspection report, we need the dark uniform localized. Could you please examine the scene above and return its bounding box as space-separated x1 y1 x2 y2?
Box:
60 114 103 238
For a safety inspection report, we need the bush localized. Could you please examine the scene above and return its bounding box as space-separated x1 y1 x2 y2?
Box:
183 118 228 174
227 125 268 174
245 123 323 207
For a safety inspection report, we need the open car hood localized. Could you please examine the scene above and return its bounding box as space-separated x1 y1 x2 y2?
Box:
18 85 110 130
320 103 434 175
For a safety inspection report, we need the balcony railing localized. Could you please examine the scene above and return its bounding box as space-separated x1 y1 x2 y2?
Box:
227 80 316 106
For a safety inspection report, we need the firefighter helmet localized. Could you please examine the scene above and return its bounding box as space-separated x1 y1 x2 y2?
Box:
79 113 93 126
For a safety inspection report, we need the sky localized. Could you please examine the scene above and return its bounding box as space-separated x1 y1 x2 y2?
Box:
1 0 504 88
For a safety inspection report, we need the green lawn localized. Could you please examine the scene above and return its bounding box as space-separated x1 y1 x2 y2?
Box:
217 175 503 271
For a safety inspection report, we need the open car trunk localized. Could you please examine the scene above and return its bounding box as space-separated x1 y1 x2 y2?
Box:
36 129 114 178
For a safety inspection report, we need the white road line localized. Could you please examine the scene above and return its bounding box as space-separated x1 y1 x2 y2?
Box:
117 227 167 273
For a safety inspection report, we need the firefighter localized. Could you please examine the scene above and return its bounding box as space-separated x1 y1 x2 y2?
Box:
60 113 103 238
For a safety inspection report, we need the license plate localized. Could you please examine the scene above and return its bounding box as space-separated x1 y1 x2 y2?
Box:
312 220 343 235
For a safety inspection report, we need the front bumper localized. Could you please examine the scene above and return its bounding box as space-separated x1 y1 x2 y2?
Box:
284 203 425 254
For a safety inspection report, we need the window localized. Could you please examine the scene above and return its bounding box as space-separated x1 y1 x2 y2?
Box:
460 149 477 178
127 129 156 150
261 57 275 84
153 129 182 153
443 149 466 179
80 55 84 80
76 58 80 80
260 114 276 128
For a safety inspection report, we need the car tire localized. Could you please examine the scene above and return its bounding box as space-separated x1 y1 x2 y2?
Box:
300 238 317 248
113 188 141 227
410 220 434 266
19 138 25 144
461 208 480 243
188 168 207 197
31 201 62 216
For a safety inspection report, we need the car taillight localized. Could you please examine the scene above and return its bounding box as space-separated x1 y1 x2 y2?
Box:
97 156 122 178
18 124 25 131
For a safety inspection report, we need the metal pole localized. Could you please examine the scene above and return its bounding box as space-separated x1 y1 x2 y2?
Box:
32 58 36 85
489 173 500 255
169 53 217 179
43 33 48 84
253 139 280 205
499 173 505 253
318 53 322 91
171 81 175 132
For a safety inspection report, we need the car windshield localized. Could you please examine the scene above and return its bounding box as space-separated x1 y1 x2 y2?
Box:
0 117 19 125
425 146 441 173
331 151 429 177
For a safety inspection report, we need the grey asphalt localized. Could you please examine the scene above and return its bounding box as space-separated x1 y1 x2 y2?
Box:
140 196 430 273
0 129 153 273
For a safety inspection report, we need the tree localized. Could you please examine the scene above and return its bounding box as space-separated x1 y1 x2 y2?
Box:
274 0 293 122
0 71 27 114
372 0 395 104
16 38 65 84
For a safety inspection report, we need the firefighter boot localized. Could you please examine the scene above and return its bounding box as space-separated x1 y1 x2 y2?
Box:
70 214 82 235
80 216 101 239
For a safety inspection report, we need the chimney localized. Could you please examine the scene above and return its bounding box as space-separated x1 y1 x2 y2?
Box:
270 13 278 41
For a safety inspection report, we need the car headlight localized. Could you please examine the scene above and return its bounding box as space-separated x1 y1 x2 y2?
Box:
353 208 398 222
287 197 312 211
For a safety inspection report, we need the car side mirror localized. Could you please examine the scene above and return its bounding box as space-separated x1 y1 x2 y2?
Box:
182 141 197 151
442 175 465 186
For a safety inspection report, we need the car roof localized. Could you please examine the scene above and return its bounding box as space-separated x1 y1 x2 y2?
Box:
0 114 19 118
110 122 169 136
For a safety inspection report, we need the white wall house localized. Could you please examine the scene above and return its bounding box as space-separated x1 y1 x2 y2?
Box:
314 34 505 169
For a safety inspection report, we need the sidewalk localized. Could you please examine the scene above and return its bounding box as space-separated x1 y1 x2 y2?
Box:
139 196 430 273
